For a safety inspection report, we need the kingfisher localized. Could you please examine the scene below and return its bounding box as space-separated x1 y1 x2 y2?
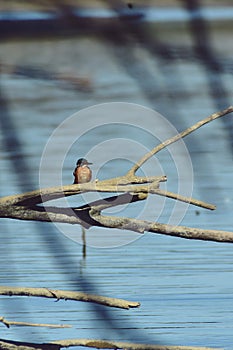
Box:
73 158 92 184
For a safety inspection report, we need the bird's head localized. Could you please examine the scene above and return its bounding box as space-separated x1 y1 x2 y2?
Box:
76 158 93 167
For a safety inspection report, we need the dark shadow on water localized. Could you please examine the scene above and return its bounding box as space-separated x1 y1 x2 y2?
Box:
0 84 158 344
180 0 233 151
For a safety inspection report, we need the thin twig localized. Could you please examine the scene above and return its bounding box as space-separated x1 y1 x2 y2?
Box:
151 189 216 210
127 106 233 175
0 316 71 329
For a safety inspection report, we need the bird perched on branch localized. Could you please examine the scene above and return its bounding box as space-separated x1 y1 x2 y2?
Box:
73 158 92 184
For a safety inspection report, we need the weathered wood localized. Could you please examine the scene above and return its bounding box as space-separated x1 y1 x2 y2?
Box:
51 338 222 350
0 338 221 350
0 317 71 329
0 286 140 310
0 106 233 243
0 176 167 206
127 106 233 175
90 210 233 243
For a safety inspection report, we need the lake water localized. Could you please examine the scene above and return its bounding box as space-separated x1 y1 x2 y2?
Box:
0 5 233 349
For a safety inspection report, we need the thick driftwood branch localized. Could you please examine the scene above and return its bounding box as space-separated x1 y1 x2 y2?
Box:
0 339 220 350
0 287 139 310
90 210 233 243
0 181 214 227
0 340 45 350
0 316 71 329
0 338 221 350
0 177 214 222
51 339 222 350
0 176 167 206
0 192 215 230
0 107 233 243
0 193 148 227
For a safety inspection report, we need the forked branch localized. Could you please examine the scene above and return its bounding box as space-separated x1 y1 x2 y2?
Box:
0 106 233 243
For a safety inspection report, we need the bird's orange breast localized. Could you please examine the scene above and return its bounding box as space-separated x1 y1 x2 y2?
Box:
73 166 92 184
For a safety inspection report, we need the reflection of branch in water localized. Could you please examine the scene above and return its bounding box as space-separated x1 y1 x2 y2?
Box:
81 226 86 258
0 63 92 92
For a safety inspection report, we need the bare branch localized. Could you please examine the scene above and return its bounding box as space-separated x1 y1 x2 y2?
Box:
0 176 167 206
0 338 221 350
51 338 222 350
90 210 233 243
0 193 147 227
127 106 233 175
0 340 59 350
152 189 216 210
0 107 233 244
0 176 214 229
0 316 71 329
0 286 140 310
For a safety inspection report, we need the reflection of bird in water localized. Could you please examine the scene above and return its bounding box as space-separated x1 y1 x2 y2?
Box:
73 158 92 184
